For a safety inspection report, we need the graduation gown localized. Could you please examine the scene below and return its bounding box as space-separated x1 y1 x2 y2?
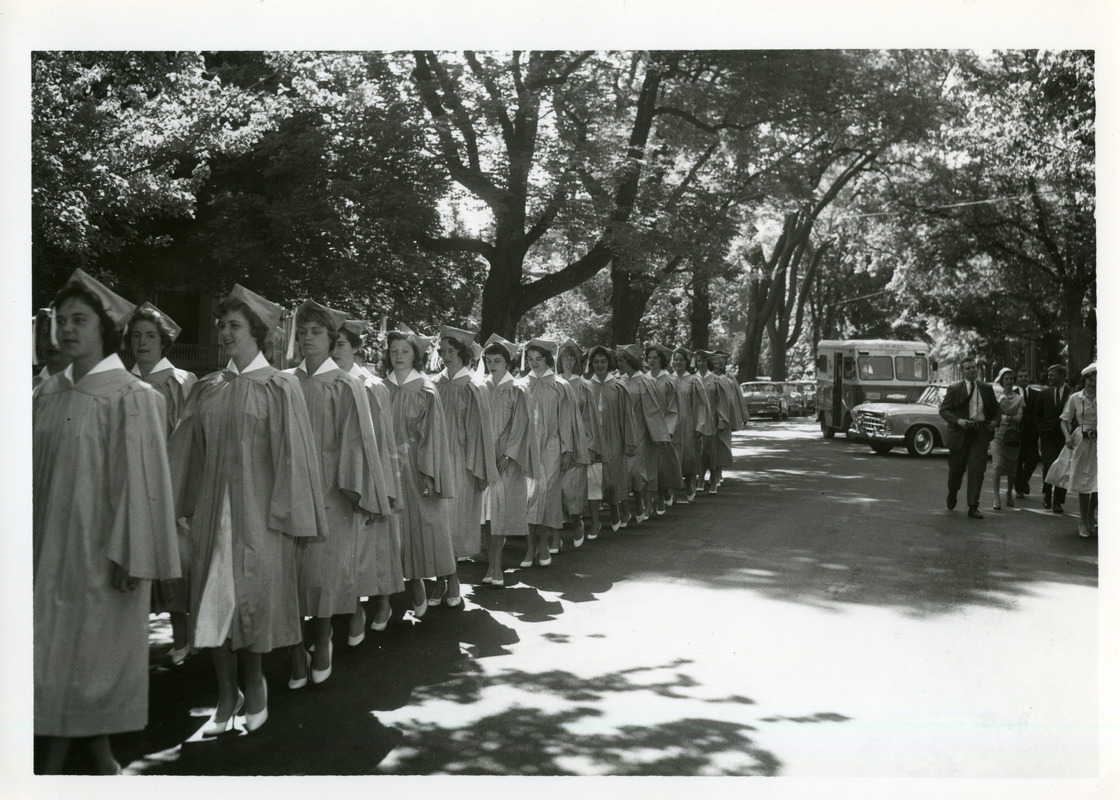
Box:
168 355 328 653
650 370 685 490
353 365 404 596
135 358 198 614
621 371 672 493
387 371 457 579
673 370 713 478
525 370 577 529
34 356 180 737
433 367 497 557
486 372 537 539
589 373 636 504
291 359 389 617
559 374 596 514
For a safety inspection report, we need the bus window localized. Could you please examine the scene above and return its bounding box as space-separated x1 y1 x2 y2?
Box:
843 356 856 380
894 356 929 382
857 356 894 380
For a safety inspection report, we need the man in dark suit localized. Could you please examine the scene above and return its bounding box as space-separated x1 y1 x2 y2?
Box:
1013 367 1041 497
1036 363 1071 513
939 356 1001 519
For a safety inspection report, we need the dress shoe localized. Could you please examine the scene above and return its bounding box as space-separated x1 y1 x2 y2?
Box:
411 598 428 620
665 494 674 507
1052 503 1063 514
288 648 311 690
201 691 244 736
481 575 493 584
244 682 268 733
992 500 1001 511
491 575 505 588
573 529 585 548
1078 522 1092 538
1006 493 1015 508
168 644 190 667
587 522 601 540
311 640 333 685
428 582 447 607
369 607 393 632
518 556 534 568
946 492 958 510
610 520 621 533
446 593 462 608
538 553 552 567
1043 497 1052 509
967 507 984 520
1015 491 1025 499
347 629 365 647
686 490 696 502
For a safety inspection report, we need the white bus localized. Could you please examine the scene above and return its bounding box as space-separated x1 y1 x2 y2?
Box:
815 339 936 438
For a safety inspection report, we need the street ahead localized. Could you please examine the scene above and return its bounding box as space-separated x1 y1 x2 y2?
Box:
117 419 1098 779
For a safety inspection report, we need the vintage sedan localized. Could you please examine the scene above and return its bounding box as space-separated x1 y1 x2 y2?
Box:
778 382 807 416
849 384 950 456
739 381 790 420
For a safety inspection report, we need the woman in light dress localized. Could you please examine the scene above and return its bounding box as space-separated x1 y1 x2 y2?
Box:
990 367 1025 510
1061 363 1097 538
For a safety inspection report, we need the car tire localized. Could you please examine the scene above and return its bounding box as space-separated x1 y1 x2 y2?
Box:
820 418 835 438
905 425 937 457
870 442 893 455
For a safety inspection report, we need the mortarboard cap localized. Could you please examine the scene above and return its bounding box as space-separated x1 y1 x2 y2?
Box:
135 301 183 342
61 268 136 330
228 284 282 330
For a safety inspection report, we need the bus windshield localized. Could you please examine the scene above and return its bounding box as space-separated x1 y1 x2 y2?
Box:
857 356 894 380
894 356 929 381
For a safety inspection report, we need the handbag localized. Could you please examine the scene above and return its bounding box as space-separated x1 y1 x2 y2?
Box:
1003 421 1021 447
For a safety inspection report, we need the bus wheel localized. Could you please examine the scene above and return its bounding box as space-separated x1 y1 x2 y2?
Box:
820 418 835 439
906 425 936 457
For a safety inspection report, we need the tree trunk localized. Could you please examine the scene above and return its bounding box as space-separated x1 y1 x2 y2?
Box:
610 255 655 345
689 264 711 350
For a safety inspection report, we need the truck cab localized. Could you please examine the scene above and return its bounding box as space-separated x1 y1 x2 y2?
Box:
814 339 936 438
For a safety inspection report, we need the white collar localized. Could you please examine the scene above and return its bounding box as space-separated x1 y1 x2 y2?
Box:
439 366 473 381
226 351 270 375
37 366 50 380
64 353 126 382
389 368 424 386
591 373 612 384
347 364 365 379
530 368 555 379
297 357 338 377
488 371 514 387
131 356 174 377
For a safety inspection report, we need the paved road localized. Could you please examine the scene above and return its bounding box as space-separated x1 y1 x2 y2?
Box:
99 419 1098 778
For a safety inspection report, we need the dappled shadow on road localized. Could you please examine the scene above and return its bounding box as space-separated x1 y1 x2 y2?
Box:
375 659 845 775
684 420 1098 617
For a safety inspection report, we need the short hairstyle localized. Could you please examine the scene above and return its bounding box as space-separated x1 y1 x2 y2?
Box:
52 282 121 355
524 344 555 369
126 306 175 356
441 335 473 367
215 296 272 354
295 306 341 346
558 345 582 372
382 330 426 373
617 350 643 372
483 342 512 366
338 325 362 350
588 345 614 371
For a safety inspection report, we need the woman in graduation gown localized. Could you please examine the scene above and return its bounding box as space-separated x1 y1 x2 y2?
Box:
481 334 537 586
588 345 636 531
671 346 712 502
286 300 389 688
615 343 672 524
126 302 198 665
333 319 403 636
645 342 684 514
557 339 598 544
169 285 328 736
433 326 497 598
34 270 180 773
522 339 577 565
384 327 459 616
1061 363 1098 538
710 350 746 493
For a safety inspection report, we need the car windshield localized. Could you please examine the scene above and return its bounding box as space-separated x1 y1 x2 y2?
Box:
743 383 781 394
918 385 948 407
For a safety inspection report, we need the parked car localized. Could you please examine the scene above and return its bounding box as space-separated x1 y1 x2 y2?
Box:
778 382 807 416
849 384 950 456
794 381 816 414
739 381 791 420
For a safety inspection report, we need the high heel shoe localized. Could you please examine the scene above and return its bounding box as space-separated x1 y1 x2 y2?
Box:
1006 493 1014 507
369 606 393 632
587 522 601 541
244 681 268 733
519 556 534 568
201 691 244 736
288 648 311 690
428 582 447 607
992 500 1002 511
610 520 621 532
411 597 428 620
311 640 333 684
348 608 366 646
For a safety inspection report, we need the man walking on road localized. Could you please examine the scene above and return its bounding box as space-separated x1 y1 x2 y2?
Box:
1036 363 1072 513
939 356 1001 519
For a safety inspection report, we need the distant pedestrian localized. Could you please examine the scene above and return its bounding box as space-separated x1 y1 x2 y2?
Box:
1036 363 1072 514
938 356 1001 519
1060 363 1098 537
1013 367 1041 497
990 367 1024 510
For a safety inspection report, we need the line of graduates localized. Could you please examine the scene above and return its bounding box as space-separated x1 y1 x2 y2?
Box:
31 272 747 773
